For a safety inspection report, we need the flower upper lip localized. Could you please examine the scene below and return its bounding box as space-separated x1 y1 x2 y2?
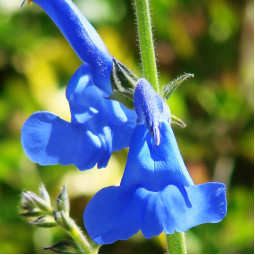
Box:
134 78 171 145
32 0 113 94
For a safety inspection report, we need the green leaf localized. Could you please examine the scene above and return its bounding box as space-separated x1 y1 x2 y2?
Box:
44 240 80 254
28 215 57 228
56 186 70 215
162 73 194 100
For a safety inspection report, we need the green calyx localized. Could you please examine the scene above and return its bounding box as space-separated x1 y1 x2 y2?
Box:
109 59 194 128
109 58 138 109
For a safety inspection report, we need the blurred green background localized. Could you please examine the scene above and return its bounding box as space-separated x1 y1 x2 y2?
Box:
0 0 253 253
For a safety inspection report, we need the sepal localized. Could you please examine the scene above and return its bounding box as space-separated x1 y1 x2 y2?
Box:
111 58 138 91
162 73 194 100
39 184 51 205
19 208 45 217
26 191 52 213
56 186 70 215
20 192 36 210
44 240 80 254
108 90 134 110
109 58 138 109
28 215 57 228
171 114 186 128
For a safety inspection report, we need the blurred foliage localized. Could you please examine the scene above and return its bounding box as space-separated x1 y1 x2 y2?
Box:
0 0 253 253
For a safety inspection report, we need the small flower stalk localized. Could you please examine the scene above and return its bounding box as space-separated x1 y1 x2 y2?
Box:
20 184 99 254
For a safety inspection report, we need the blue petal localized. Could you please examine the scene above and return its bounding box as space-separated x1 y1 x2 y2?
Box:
84 121 227 244
120 121 194 190
66 64 131 124
66 64 135 150
140 183 227 237
83 186 142 244
32 0 112 94
21 64 136 170
173 182 227 233
21 111 113 170
84 183 226 244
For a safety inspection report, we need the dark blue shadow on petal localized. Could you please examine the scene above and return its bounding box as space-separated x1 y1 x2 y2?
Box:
65 64 135 151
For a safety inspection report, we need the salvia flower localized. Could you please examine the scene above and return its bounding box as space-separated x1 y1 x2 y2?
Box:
21 0 136 170
83 78 227 244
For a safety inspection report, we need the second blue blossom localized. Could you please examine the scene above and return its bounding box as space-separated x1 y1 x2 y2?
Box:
21 0 136 170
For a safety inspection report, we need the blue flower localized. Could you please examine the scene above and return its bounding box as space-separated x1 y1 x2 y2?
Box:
83 78 227 244
21 0 136 170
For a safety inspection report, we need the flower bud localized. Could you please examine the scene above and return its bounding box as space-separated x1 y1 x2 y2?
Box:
44 240 80 254
109 58 138 109
29 215 57 228
27 191 52 213
56 186 70 215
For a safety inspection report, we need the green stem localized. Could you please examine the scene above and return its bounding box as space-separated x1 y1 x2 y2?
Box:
166 232 187 254
135 2 187 253
63 213 99 253
135 0 159 92
67 223 93 253
56 211 100 254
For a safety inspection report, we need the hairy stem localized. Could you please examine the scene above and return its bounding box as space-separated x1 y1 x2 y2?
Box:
135 0 159 92
56 211 100 254
135 2 187 254
166 232 187 254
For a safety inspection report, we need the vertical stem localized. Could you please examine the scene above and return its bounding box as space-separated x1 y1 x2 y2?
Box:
166 232 187 254
135 2 187 253
135 0 159 93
